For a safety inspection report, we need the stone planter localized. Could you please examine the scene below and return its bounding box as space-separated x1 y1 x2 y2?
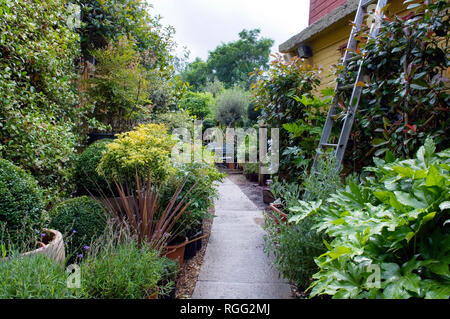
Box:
22 229 65 265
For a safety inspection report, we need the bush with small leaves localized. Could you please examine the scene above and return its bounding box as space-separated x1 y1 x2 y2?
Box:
97 124 176 185
74 139 113 196
81 240 178 299
49 197 107 260
0 159 46 249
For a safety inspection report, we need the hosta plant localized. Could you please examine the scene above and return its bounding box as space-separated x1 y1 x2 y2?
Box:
290 138 449 299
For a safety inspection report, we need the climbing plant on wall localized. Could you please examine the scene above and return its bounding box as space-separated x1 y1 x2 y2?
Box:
0 0 81 200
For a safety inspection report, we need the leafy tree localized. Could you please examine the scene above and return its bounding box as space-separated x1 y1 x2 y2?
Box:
215 88 249 127
208 29 274 89
180 57 212 91
179 91 214 119
180 29 274 90
250 54 322 181
77 0 175 70
86 36 150 131
203 77 225 97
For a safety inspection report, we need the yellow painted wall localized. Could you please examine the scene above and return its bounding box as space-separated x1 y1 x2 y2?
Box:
299 0 409 94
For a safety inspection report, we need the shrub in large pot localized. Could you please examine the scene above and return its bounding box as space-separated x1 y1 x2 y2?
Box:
0 159 66 263
243 162 259 182
161 153 225 260
102 173 194 267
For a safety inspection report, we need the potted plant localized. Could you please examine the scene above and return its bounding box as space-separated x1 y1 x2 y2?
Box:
22 229 65 265
243 162 259 182
102 173 195 268
0 159 65 264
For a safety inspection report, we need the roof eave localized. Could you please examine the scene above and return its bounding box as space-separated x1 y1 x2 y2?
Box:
279 0 376 53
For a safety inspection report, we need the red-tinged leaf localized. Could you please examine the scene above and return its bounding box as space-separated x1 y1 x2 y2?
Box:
405 124 417 133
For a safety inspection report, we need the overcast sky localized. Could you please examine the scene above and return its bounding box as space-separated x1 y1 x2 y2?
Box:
148 0 310 62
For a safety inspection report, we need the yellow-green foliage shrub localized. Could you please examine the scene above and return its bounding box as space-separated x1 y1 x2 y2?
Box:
97 124 176 184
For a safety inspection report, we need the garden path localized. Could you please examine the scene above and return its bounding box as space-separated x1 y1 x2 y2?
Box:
192 177 293 299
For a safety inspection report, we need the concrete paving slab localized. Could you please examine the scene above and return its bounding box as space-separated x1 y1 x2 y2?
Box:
192 177 293 299
193 281 292 299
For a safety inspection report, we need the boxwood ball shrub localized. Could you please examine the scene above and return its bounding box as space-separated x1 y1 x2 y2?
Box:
0 254 75 299
49 196 107 259
0 159 46 248
81 241 177 299
74 139 113 196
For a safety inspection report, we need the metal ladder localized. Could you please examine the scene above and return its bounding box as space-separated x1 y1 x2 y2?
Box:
312 0 388 171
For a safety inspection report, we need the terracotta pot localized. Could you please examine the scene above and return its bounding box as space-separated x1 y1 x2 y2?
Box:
269 203 290 225
164 237 188 267
22 229 65 265
227 162 236 169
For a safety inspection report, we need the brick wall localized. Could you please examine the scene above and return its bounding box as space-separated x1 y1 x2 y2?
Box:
309 0 347 25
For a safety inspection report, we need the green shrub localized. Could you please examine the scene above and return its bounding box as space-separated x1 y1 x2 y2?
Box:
180 91 214 119
0 254 75 299
292 138 450 299
79 0 174 70
336 0 449 171
264 154 342 291
98 124 176 185
269 176 301 209
161 156 225 237
151 110 194 135
301 152 342 202
0 159 46 248
250 54 322 182
81 240 177 299
202 118 217 131
243 162 259 175
264 217 325 291
49 197 107 259
74 139 113 196
86 36 151 130
214 88 249 127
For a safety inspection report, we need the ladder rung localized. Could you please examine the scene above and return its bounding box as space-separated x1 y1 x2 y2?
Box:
320 143 339 148
344 56 361 63
336 84 354 91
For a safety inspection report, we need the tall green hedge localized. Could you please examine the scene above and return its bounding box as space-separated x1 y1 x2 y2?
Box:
0 0 81 199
